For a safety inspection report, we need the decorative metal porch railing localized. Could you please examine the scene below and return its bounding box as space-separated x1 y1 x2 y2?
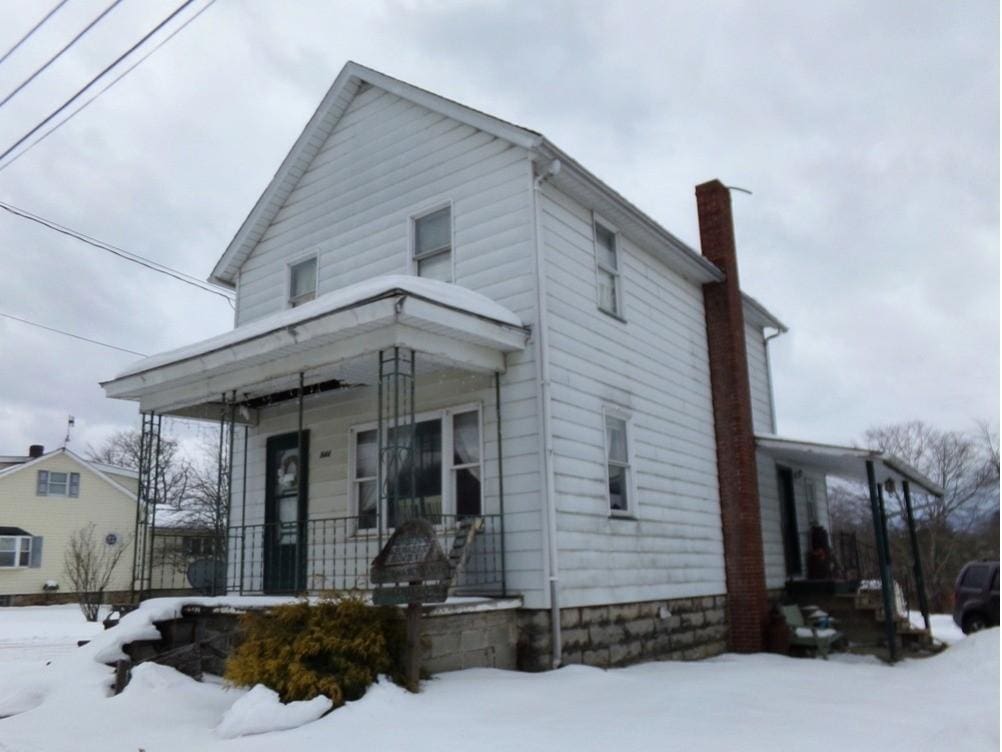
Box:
142 514 505 597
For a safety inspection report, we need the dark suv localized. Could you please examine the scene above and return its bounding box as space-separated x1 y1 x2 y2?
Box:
953 560 1000 634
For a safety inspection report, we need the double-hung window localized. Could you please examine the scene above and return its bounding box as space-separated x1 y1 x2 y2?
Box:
36 470 79 497
289 256 318 307
351 406 481 531
594 219 622 317
605 414 632 514
413 206 452 282
0 536 31 568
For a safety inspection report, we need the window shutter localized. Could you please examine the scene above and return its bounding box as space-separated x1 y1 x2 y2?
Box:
29 537 43 568
69 472 80 498
36 470 48 496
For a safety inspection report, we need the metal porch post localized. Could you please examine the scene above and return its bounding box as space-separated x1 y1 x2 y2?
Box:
145 415 163 600
239 423 248 595
866 460 898 662
495 372 507 597
130 413 148 600
297 372 304 592
902 481 931 632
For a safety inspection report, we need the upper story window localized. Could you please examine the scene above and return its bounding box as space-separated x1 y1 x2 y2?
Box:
413 206 452 283
605 413 632 515
289 256 318 307
37 470 79 497
0 536 31 567
594 219 622 317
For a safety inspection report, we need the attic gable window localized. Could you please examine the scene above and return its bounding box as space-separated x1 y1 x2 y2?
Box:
594 219 622 318
289 256 318 308
413 206 452 283
36 470 79 497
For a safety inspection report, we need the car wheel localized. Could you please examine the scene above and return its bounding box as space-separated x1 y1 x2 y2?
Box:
962 612 988 634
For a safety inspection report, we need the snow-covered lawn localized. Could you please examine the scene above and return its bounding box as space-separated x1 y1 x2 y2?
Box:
0 601 997 752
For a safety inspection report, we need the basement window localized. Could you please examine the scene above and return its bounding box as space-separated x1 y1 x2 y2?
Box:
413 206 452 283
288 256 318 308
594 219 622 317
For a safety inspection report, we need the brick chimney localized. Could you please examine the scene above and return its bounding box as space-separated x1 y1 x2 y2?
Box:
696 179 767 652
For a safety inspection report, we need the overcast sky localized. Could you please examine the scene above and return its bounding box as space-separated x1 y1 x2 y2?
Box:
0 0 997 456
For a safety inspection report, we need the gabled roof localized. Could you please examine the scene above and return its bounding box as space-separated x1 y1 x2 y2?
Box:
209 61 726 289
0 447 137 501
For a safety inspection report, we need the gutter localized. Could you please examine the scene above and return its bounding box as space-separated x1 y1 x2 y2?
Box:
530 156 563 668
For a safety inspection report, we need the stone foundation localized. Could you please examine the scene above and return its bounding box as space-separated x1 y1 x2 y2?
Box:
517 596 729 671
420 600 519 673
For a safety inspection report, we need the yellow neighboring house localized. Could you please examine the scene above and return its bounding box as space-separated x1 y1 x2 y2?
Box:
0 445 138 606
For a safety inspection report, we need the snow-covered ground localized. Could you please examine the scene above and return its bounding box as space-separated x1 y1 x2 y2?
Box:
0 601 997 752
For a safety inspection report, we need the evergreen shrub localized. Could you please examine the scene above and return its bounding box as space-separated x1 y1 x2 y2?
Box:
224 594 406 706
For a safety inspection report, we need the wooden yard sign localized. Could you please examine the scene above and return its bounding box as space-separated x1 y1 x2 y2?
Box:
370 518 453 691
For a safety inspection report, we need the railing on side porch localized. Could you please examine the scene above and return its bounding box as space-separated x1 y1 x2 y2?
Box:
224 513 505 596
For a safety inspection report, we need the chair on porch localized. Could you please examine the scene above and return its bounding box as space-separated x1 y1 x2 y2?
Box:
780 604 842 659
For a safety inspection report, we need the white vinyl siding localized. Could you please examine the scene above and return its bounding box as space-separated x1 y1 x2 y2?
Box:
540 182 725 607
745 322 774 434
228 84 545 606
234 85 537 326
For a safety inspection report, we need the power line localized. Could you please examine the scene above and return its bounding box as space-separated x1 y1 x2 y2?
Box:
0 0 199 165
0 0 71 67
0 0 126 113
0 0 219 174
0 200 234 303
0 311 147 356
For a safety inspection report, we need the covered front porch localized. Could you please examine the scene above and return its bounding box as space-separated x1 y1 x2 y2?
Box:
101 277 531 601
756 435 945 659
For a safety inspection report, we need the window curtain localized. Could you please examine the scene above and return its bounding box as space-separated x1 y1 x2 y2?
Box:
453 412 480 480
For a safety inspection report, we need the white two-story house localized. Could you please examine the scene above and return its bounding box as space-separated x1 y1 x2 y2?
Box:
102 62 940 669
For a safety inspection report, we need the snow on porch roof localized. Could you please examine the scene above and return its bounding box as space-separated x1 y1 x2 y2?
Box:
755 434 944 497
112 275 525 381
101 276 528 414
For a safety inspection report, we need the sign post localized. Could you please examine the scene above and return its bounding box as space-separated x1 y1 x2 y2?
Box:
370 519 452 691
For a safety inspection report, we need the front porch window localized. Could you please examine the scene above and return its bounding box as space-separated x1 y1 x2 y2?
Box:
351 406 481 531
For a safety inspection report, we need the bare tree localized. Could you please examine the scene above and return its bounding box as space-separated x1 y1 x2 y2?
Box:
87 429 191 509
64 524 131 621
834 421 1000 610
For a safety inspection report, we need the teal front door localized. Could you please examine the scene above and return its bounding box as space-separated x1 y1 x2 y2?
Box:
264 431 308 592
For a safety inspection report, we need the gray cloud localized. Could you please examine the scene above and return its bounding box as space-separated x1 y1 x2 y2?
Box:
0 0 997 455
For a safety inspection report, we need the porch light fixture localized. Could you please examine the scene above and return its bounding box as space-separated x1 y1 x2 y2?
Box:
883 478 897 495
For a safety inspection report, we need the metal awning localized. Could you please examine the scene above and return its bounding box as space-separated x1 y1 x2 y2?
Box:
101 276 529 418
756 435 944 497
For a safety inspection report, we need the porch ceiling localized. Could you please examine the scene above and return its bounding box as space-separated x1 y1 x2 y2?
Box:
101 277 529 417
755 434 944 497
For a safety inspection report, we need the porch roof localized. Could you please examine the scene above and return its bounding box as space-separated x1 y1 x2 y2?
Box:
755 434 944 497
101 276 529 417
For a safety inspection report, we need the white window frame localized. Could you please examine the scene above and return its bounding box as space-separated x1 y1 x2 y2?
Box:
408 200 455 283
37 470 78 497
0 535 31 568
287 252 320 308
602 406 637 517
348 402 483 532
593 213 625 320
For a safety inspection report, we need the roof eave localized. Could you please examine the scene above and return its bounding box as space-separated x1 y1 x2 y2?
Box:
210 61 543 287
533 139 724 286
